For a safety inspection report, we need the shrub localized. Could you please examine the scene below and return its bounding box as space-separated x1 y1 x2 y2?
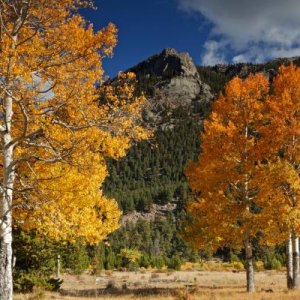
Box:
230 253 241 263
168 256 182 271
13 230 59 292
232 261 244 270
151 256 165 269
62 240 91 274
139 254 151 268
14 272 63 293
254 260 264 271
264 256 282 270
106 280 116 289
128 261 139 271
119 248 141 268
105 250 116 270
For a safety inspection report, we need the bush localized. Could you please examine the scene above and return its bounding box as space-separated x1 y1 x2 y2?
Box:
151 256 165 269
105 249 116 270
264 257 282 270
139 254 151 268
14 272 37 292
14 271 63 293
230 253 241 263
47 278 64 291
106 280 116 289
254 260 265 271
119 248 141 268
232 261 244 270
168 256 182 270
128 261 139 271
13 229 92 293
13 230 59 292
62 240 91 274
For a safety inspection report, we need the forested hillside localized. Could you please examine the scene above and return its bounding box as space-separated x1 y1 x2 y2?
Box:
100 51 300 271
103 114 201 213
197 56 300 95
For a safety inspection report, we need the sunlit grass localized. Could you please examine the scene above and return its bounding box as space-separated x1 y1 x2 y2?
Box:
14 269 297 300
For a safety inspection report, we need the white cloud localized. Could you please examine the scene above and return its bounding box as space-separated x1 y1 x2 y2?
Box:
178 0 300 63
202 40 226 65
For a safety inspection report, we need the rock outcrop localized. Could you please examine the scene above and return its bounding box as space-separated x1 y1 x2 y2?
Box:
121 202 177 226
128 48 213 127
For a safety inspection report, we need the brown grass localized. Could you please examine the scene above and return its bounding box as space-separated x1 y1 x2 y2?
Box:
14 289 300 300
14 270 300 300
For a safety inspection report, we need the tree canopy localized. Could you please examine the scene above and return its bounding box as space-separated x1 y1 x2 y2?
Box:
0 1 148 298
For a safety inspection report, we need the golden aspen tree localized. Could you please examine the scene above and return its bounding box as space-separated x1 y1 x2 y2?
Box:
185 73 269 292
0 1 149 299
254 160 300 288
257 65 300 289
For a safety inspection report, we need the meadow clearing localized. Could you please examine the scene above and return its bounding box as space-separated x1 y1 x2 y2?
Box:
14 268 300 300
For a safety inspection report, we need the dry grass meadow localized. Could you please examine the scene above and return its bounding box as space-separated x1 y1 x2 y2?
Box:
14 268 300 300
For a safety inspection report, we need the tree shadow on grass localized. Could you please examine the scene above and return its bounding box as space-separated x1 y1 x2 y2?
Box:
59 287 178 298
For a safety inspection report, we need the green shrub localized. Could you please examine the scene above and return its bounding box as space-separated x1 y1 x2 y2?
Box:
151 256 165 269
62 240 91 274
105 249 116 270
139 254 151 268
13 230 59 292
167 255 182 270
47 278 64 291
14 271 63 293
128 261 139 271
264 256 282 270
230 253 241 263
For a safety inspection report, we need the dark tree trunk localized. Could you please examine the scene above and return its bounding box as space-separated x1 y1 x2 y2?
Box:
245 237 255 292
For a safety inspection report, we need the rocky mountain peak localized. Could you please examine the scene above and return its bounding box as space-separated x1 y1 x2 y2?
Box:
128 49 213 127
129 48 199 79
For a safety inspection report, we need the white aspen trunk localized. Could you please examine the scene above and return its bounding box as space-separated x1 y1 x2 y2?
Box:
287 233 294 289
292 232 300 289
0 95 15 300
245 237 255 292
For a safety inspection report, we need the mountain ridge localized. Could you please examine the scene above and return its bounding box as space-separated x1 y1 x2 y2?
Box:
106 48 300 223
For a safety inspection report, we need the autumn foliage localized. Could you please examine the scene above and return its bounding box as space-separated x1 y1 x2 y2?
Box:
185 74 269 248
0 1 149 298
184 66 300 291
13 72 148 243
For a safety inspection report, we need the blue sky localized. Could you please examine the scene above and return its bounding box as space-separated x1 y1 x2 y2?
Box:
82 0 300 77
82 0 209 77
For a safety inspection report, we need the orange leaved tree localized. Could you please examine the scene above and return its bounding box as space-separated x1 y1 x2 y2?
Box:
0 1 148 299
185 73 270 292
254 159 300 289
256 65 300 289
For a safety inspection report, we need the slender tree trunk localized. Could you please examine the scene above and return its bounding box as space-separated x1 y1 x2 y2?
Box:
243 125 254 292
0 229 13 300
297 237 300 269
287 233 294 289
0 95 15 300
292 232 300 289
244 237 255 292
